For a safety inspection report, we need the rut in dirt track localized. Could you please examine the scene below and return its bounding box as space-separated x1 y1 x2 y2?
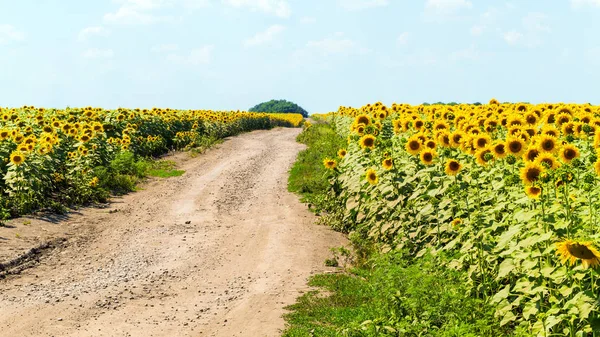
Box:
0 127 345 337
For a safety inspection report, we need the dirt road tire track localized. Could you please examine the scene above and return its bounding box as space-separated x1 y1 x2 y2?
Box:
0 128 346 337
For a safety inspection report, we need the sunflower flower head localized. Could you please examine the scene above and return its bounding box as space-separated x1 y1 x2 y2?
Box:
520 162 544 185
365 168 378 185
445 159 462 176
359 134 376 150
556 239 600 269
382 158 394 170
323 158 337 170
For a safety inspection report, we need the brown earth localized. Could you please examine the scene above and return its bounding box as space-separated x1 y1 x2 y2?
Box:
0 127 346 337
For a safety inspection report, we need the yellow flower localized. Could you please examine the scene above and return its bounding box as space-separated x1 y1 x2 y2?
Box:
359 134 376 150
10 151 25 165
556 240 600 269
420 149 436 166
323 158 337 170
559 144 580 163
506 137 526 157
445 159 462 176
451 218 462 229
525 186 542 199
492 141 507 159
538 135 558 153
535 153 560 170
338 149 347 158
382 158 393 170
523 145 540 162
405 136 422 155
520 162 544 185
365 168 378 185
89 177 100 187
475 147 492 166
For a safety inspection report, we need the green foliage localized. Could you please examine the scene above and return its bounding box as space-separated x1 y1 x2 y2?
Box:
147 160 185 178
283 253 508 337
288 123 345 209
249 99 309 118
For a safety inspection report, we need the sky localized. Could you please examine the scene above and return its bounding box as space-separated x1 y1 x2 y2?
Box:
1 0 600 113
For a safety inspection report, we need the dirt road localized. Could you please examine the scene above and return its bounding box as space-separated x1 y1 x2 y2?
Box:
0 128 345 337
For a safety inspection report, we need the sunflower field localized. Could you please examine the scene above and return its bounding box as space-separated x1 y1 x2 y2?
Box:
319 100 600 336
0 106 302 218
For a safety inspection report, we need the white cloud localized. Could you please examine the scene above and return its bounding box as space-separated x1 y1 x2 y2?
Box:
523 12 550 33
306 33 369 56
571 0 600 8
182 0 210 9
152 43 179 52
503 31 522 45
503 12 550 47
397 32 410 45
104 0 176 24
244 25 285 47
82 48 115 59
450 45 480 61
470 25 484 36
0 24 25 44
222 0 291 18
78 26 110 41
104 7 173 24
337 0 389 11
167 45 214 65
425 0 472 14
299 16 316 24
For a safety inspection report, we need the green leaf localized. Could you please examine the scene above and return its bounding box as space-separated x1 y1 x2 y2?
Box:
496 258 515 280
492 284 511 304
500 311 516 326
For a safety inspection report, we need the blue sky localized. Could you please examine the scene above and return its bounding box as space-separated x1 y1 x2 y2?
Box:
1 0 599 113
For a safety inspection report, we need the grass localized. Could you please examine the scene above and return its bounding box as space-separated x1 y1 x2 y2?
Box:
283 253 507 337
288 123 346 203
147 160 185 178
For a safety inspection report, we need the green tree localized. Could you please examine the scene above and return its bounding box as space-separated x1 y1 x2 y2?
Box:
249 99 309 118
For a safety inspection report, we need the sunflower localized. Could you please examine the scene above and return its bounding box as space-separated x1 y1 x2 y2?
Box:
0 129 9 140
392 120 403 134
556 239 600 269
89 177 99 188
520 162 544 185
420 149 436 165
354 114 371 126
525 186 542 199
559 144 580 163
445 159 462 176
523 146 540 162
451 218 462 229
338 149 347 158
535 153 560 170
475 147 493 166
405 136 422 155
595 158 600 176
538 135 558 153
506 137 526 157
359 134 376 150
365 168 378 185
450 130 465 147
541 125 560 138
9 151 25 166
382 158 394 170
492 141 507 159
473 134 491 149
323 158 337 170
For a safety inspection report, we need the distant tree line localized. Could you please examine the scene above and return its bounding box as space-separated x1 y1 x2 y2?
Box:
249 99 308 118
